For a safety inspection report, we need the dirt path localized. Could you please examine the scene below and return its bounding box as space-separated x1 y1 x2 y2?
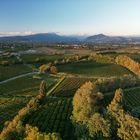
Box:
0 72 39 84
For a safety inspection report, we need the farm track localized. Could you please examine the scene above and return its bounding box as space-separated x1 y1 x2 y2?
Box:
0 71 39 84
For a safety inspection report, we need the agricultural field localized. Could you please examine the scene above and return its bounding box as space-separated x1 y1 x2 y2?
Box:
104 86 140 112
101 51 140 63
0 74 58 97
2 0 140 138
23 97 75 140
0 97 29 131
123 87 140 110
0 74 58 131
51 76 140 113
129 53 140 63
0 64 32 81
21 54 64 64
1 45 140 139
51 77 97 97
0 55 19 64
57 60 131 77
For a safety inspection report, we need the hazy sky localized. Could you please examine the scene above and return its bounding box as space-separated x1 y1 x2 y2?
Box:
0 0 140 36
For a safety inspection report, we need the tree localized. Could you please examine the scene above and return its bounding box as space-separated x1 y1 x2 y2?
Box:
39 63 52 74
107 88 140 140
107 88 124 119
87 113 111 139
24 124 61 140
39 64 50 73
0 81 47 140
50 66 58 74
115 55 140 77
38 80 46 97
72 81 103 123
95 74 137 93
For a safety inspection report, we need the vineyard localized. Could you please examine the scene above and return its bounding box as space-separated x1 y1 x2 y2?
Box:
20 77 140 140
123 87 140 110
104 86 140 112
51 77 97 97
1 50 140 139
23 97 75 140
0 64 32 81
0 75 57 97
57 60 131 77
0 97 29 131
0 73 59 132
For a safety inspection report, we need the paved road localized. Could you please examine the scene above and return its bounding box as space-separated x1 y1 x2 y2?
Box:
0 72 39 84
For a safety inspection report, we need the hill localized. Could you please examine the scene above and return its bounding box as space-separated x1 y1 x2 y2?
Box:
1 33 140 44
0 33 79 43
85 34 128 43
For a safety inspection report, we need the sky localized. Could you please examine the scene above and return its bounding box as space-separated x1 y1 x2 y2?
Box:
0 0 140 36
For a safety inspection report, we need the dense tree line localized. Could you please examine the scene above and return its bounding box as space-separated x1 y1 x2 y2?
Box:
72 81 104 122
115 55 140 77
95 74 138 92
24 124 61 140
88 53 115 63
72 82 140 140
71 82 109 139
107 89 140 140
39 63 58 74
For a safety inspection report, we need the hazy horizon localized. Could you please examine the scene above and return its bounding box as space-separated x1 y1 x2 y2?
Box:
1 0 140 36
1 32 140 38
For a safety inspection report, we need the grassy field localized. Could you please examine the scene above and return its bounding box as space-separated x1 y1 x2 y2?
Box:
23 97 75 140
57 61 131 77
0 64 32 81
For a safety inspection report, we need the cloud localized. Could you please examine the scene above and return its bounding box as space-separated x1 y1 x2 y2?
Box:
0 31 35 37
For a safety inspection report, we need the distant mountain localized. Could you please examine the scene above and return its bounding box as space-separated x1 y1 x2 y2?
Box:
0 33 79 43
85 34 129 43
1 33 140 44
